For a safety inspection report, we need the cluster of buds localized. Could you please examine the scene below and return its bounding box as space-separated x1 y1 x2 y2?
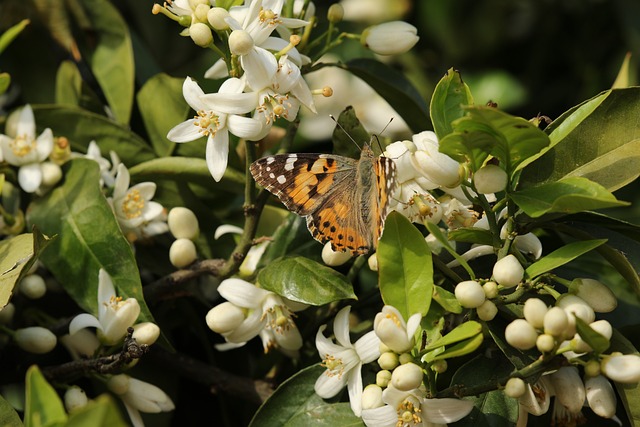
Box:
167 207 200 268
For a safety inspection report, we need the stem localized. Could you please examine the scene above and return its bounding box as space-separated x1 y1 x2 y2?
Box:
346 255 366 282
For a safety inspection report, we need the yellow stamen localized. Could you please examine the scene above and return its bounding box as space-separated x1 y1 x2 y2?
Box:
10 134 36 158
121 189 145 219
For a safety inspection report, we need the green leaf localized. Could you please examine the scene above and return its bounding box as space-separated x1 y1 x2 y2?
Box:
430 68 474 139
0 394 22 427
425 321 482 351
137 73 189 157
520 88 640 191
32 105 155 166
378 212 433 319
0 229 52 309
26 159 153 321
612 52 633 89
525 239 607 279
439 106 550 175
55 60 82 106
258 257 356 305
432 285 463 314
332 106 369 159
0 19 29 55
80 0 134 124
66 395 128 427
450 355 519 427
511 176 629 218
343 59 429 133
128 157 243 189
249 365 364 427
0 72 10 95
430 333 483 361
24 365 67 427
574 317 609 354
448 227 494 246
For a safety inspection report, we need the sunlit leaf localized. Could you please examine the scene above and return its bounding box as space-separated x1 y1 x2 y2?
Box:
424 321 482 352
525 239 607 279
0 394 22 427
429 333 483 361
25 365 67 427
66 395 128 427
0 73 10 96
0 19 30 55
432 285 463 314
430 67 473 139
612 52 633 89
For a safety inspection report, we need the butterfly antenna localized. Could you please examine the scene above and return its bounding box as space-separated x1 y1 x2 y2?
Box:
372 118 394 153
330 114 362 150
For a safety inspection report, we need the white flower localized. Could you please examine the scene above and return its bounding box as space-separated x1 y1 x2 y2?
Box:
60 329 101 359
69 269 140 345
314 306 380 417
601 354 640 383
212 278 305 352
167 77 262 181
108 164 168 241
107 374 174 427
0 104 54 192
374 305 421 354
361 21 419 55
361 385 474 427
84 140 120 188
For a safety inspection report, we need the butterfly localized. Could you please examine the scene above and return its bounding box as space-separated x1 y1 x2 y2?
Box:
250 143 397 256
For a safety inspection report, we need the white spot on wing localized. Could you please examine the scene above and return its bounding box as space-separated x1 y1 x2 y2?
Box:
284 156 297 171
269 173 276 179
277 175 287 184
266 157 275 165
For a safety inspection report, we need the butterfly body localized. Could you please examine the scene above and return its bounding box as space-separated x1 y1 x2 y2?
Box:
250 144 397 256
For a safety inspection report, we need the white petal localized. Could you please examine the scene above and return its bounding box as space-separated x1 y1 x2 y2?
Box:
214 224 243 239
315 325 347 357
361 405 398 427
113 164 131 199
224 309 265 343
98 269 116 318
199 92 258 115
18 164 42 193
16 105 36 140
406 313 422 337
35 128 54 161
347 365 364 416
241 47 278 91
182 77 208 112
354 330 381 363
141 201 164 221
122 401 145 427
422 398 475 423
227 115 264 140
69 313 103 335
206 131 229 182
314 368 348 398
167 119 203 143
218 77 246 94
333 306 353 348
204 59 230 79
217 278 269 308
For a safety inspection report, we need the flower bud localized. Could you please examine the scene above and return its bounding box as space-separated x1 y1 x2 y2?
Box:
412 149 461 188
571 319 612 353
585 375 616 418
40 162 62 188
0 303 15 324
536 333 556 353
524 298 548 329
398 353 413 365
571 279 617 313
482 281 498 299
229 30 254 55
378 352 399 370
505 319 538 350
189 23 213 47
476 299 498 321
168 207 199 240
206 302 244 334
19 274 47 299
64 386 88 412
514 233 542 260
473 165 507 194
207 7 230 30
492 255 524 288
361 384 384 410
376 369 392 388
552 367 585 413
15 327 57 354
455 280 485 308
193 3 210 23
585 360 601 377
327 4 344 23
543 306 568 337
107 374 130 395
391 362 423 391
556 294 595 324
601 354 640 383
322 242 351 266
60 329 100 359
132 322 160 346
373 306 420 354
367 254 378 271
169 238 197 268
504 377 526 398
430 359 447 374
361 21 419 55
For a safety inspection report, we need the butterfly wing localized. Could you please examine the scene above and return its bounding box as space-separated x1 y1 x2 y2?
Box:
373 155 398 243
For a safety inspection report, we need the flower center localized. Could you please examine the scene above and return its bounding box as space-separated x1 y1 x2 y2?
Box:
396 399 422 427
193 110 220 137
263 304 296 335
10 134 36 158
259 8 281 27
121 189 145 219
107 295 123 310
321 354 345 378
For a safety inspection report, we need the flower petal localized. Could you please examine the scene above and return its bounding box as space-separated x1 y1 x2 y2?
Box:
113 164 131 199
226 115 264 140
361 405 399 427
241 47 278 90
333 306 353 348
182 77 209 112
204 59 230 79
199 92 258 115
217 278 270 308
206 131 229 182
314 368 348 398
347 364 364 416
214 224 244 239
354 330 381 363
315 325 347 357
16 105 36 140
224 309 265 343
18 163 42 193
167 119 203 143
35 128 54 161
98 269 116 319
421 398 475 423
69 313 103 335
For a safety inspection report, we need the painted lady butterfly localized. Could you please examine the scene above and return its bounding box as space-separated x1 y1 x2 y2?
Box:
250 143 397 256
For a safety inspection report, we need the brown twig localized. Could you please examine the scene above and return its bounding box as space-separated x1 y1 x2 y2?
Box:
143 258 226 303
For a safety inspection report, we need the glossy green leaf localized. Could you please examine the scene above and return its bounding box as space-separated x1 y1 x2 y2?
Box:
574 317 609 354
25 365 67 427
0 19 29 55
0 394 22 427
0 73 10 95
258 256 356 305
66 395 128 427
343 59 429 133
525 239 607 279
80 0 134 124
55 60 82 106
439 106 550 175
378 212 433 319
430 68 474 139
0 229 52 309
137 73 189 157
432 285 463 314
612 52 633 89
32 105 155 166
249 365 364 427
511 176 629 218
448 227 494 246
26 159 153 321
430 333 483 361
450 355 519 427
332 106 369 159
520 88 640 191
425 321 482 351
